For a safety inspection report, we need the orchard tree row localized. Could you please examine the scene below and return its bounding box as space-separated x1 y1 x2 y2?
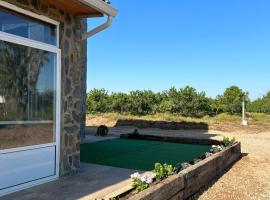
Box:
86 86 270 117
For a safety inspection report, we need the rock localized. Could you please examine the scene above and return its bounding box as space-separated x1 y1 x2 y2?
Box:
174 162 191 173
64 125 79 134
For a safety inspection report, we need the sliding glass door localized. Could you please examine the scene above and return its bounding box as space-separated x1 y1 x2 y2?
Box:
0 5 60 196
0 40 56 150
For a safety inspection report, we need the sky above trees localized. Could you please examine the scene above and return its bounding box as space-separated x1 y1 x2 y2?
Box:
87 0 270 100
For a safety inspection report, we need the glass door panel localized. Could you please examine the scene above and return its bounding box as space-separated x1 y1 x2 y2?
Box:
0 40 56 150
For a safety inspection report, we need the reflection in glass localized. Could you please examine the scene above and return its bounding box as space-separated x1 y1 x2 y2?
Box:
0 6 56 45
0 40 56 149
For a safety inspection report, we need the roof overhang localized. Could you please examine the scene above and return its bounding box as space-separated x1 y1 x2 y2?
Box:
46 0 117 17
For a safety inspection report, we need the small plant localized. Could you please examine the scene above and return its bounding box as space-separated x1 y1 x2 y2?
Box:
222 137 236 147
210 145 223 153
204 152 213 158
190 158 202 165
132 128 139 136
130 172 154 194
153 163 174 180
132 178 149 194
96 125 108 136
198 151 213 159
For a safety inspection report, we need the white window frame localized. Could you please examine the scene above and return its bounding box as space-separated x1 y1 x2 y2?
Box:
0 0 60 47
0 1 61 197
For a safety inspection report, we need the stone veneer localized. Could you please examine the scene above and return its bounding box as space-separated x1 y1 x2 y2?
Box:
3 0 87 176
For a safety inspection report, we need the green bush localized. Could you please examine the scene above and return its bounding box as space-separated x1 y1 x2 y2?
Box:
222 137 236 147
86 89 110 114
96 125 108 136
153 163 174 180
132 129 139 136
247 92 270 114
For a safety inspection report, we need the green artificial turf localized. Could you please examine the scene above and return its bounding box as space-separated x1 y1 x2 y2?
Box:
80 138 210 171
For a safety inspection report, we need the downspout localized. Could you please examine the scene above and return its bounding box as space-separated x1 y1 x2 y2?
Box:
81 15 113 40
80 14 113 139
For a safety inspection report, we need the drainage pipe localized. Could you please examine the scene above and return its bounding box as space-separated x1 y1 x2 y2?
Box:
82 15 113 40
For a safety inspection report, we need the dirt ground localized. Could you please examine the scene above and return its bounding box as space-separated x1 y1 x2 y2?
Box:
0 124 53 149
86 113 270 133
86 115 270 200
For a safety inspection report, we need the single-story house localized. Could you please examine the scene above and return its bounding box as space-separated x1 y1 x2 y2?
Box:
0 0 117 196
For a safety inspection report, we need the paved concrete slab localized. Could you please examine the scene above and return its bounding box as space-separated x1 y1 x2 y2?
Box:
85 126 222 141
1 163 141 200
81 135 118 144
2 128 221 200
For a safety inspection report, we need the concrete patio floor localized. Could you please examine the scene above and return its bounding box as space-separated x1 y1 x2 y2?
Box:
1 163 140 200
1 129 221 200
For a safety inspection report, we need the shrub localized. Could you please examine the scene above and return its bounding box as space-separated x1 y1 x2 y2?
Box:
96 125 108 136
153 163 174 180
247 92 270 113
86 89 110 113
132 128 139 135
222 137 236 147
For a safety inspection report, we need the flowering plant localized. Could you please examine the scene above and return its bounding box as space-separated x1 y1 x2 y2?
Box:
210 145 223 153
204 152 213 158
130 172 155 193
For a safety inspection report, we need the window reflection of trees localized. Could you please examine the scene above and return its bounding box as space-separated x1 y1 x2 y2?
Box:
0 41 55 121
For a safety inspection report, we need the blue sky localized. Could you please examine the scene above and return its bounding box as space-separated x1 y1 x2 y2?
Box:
87 0 270 100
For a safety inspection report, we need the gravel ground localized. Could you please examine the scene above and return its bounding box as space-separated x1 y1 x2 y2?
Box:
194 131 270 200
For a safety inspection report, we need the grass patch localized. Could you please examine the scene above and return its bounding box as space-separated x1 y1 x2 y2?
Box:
81 138 210 171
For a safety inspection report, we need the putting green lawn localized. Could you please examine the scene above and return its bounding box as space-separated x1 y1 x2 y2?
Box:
80 138 210 171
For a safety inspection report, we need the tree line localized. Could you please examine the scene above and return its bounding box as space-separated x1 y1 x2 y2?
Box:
86 86 270 117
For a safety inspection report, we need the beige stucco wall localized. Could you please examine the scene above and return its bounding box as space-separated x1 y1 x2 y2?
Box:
3 0 87 176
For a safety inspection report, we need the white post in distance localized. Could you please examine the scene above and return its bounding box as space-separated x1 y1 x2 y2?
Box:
242 100 248 126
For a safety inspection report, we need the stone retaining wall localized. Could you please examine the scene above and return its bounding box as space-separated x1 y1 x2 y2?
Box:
127 142 241 200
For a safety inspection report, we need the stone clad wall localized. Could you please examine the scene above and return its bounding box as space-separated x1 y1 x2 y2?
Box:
4 0 87 176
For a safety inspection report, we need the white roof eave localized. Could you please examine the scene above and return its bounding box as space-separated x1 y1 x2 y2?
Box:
78 0 118 17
